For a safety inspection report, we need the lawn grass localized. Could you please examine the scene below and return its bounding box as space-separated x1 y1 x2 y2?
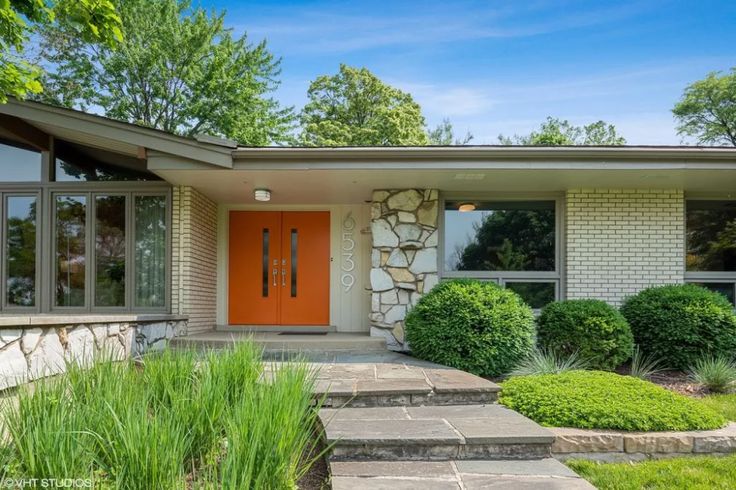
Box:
700 394 736 421
0 343 325 488
568 454 736 490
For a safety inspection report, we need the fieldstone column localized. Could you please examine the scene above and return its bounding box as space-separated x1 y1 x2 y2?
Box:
369 189 439 350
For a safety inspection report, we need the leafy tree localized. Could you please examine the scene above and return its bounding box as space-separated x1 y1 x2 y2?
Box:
0 0 122 103
300 64 428 146
498 117 626 145
427 118 473 145
673 68 736 146
34 0 293 145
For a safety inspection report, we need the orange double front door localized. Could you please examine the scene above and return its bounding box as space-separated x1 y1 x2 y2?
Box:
228 211 330 326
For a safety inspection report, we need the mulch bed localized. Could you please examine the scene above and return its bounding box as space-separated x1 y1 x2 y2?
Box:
297 434 331 489
613 365 708 397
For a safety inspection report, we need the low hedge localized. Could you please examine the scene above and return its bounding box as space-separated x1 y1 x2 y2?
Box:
405 279 535 377
536 299 634 370
620 284 736 370
500 371 726 431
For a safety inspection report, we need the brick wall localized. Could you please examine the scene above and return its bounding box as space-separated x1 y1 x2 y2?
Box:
565 189 684 305
171 186 218 334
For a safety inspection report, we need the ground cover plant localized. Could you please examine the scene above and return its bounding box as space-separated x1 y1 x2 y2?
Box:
568 454 736 490
405 279 535 377
0 343 324 489
620 284 736 370
499 370 726 431
536 299 634 370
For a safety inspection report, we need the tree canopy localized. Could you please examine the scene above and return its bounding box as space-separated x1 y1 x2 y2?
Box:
427 118 473 145
673 68 736 146
0 0 122 103
34 0 293 145
299 64 428 146
498 117 626 145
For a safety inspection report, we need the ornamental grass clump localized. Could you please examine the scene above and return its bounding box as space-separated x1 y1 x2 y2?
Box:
500 370 726 431
405 279 535 377
509 347 589 376
0 341 324 488
688 356 736 394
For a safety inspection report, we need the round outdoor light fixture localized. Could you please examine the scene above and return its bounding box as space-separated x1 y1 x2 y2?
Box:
458 202 476 212
254 189 271 202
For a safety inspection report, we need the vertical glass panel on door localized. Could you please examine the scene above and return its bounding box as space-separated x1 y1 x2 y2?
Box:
95 195 126 307
5 196 37 306
0 142 42 182
55 195 86 307
444 201 556 272
135 195 166 308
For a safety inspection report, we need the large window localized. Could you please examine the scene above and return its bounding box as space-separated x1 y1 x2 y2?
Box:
686 199 736 306
443 199 560 308
0 136 170 315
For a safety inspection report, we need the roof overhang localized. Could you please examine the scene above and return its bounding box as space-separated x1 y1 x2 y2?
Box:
0 98 233 168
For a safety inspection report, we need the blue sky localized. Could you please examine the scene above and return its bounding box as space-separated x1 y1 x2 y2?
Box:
206 0 734 144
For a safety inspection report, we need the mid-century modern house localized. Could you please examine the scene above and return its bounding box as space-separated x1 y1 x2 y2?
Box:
0 98 735 389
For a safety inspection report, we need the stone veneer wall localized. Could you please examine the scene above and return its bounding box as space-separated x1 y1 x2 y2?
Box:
0 319 186 390
172 186 218 334
566 189 685 306
369 189 439 350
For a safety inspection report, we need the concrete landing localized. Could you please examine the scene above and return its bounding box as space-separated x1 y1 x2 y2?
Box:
330 459 595 489
320 404 554 461
171 331 387 353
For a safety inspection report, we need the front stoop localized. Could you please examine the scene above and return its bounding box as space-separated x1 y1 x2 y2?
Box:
320 404 555 461
330 459 595 489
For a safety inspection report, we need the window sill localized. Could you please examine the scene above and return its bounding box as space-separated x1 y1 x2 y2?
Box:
0 313 187 328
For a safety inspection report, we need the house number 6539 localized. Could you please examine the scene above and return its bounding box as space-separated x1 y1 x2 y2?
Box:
341 212 356 292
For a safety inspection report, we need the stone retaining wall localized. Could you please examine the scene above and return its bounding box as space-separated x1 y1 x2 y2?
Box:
551 424 736 462
369 189 439 351
0 319 187 391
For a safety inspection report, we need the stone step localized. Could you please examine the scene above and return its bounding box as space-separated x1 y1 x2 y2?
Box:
330 459 595 489
320 404 554 461
313 358 501 408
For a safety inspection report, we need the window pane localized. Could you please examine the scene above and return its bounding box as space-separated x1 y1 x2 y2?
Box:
686 201 736 272
135 196 166 308
690 282 735 306
55 195 86 307
6 196 37 306
0 142 42 182
444 201 555 272
505 282 556 309
95 196 126 307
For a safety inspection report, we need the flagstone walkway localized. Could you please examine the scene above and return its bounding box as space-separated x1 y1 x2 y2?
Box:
305 352 594 489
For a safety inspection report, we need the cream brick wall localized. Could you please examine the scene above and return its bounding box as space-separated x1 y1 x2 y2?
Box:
172 186 218 334
565 189 684 306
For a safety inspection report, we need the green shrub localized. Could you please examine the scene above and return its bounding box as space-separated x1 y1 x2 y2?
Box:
500 370 726 431
620 284 736 370
688 356 736 394
536 299 634 370
510 347 589 376
405 279 535 377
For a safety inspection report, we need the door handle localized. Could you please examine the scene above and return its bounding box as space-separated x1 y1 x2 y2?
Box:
281 268 287 286
272 268 277 286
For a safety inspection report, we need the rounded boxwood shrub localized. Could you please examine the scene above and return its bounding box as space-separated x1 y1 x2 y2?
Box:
405 279 535 377
500 371 726 431
536 299 634 370
620 284 736 370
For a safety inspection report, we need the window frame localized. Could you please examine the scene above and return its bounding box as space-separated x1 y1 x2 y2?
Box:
438 192 565 306
1 191 42 313
684 196 736 305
